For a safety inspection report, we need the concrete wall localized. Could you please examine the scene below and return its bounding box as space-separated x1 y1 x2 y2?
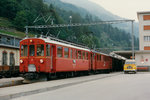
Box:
135 52 150 71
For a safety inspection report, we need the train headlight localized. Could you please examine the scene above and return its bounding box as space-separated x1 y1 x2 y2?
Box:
30 39 33 43
40 59 44 63
20 60 23 64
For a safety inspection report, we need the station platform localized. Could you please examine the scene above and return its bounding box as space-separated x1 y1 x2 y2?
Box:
0 77 23 88
0 72 120 100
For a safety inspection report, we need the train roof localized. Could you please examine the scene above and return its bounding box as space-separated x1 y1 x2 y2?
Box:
21 36 91 52
91 50 110 56
21 36 125 60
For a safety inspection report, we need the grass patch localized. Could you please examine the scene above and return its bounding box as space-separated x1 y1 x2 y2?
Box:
0 17 14 28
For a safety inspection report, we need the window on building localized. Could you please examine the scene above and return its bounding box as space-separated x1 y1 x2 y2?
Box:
0 36 1 43
10 53 15 66
46 44 50 56
7 37 10 43
70 49 73 58
78 50 81 59
2 52 7 65
64 48 69 58
37 44 44 56
57 46 62 57
144 36 150 42
21 45 28 56
29 45 35 56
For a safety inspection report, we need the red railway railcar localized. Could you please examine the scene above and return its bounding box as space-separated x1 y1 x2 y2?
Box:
20 37 91 79
91 51 112 72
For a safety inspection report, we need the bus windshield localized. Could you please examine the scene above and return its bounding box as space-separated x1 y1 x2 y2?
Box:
125 62 135 64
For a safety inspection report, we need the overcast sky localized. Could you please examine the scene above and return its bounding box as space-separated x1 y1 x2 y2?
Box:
90 0 150 21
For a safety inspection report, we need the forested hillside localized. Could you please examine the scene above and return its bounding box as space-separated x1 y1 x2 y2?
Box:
0 0 139 52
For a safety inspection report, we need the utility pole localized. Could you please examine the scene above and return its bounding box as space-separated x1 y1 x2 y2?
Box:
131 20 134 60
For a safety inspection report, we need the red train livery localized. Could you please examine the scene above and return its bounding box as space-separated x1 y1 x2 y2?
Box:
19 37 120 80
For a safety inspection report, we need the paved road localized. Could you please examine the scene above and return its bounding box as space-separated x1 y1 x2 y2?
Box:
12 72 150 100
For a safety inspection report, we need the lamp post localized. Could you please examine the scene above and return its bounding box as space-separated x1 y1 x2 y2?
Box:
131 20 135 60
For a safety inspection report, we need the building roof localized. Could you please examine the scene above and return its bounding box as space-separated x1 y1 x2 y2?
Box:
137 11 150 15
137 11 150 20
0 32 22 39
0 44 19 49
135 50 150 54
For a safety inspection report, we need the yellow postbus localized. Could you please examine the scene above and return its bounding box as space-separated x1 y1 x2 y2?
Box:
124 59 137 74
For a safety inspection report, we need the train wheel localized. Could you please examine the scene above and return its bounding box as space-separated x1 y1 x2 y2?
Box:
0 75 2 79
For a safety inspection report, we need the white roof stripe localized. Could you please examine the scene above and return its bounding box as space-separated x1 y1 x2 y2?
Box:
41 38 90 51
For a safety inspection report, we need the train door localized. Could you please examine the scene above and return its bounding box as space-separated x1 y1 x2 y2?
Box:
50 45 54 71
90 54 93 70
46 44 51 72
91 53 96 70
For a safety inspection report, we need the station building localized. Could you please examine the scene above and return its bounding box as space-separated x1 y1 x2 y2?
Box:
136 11 150 71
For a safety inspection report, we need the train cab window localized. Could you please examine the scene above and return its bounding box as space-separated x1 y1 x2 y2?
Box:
29 45 35 56
70 49 73 58
83 52 85 59
78 51 81 59
37 44 44 56
57 46 62 57
2 52 7 65
64 48 69 58
46 44 50 56
86 52 88 60
10 53 15 66
21 45 28 56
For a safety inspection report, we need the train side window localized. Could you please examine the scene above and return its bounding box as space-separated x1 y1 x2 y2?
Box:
21 45 28 56
37 44 44 56
57 46 62 57
70 49 73 58
99 55 101 61
46 44 50 56
97 55 99 61
93 54 95 60
86 52 88 60
10 53 15 66
64 48 69 58
75 50 77 59
78 51 81 59
83 51 85 59
2 51 7 65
